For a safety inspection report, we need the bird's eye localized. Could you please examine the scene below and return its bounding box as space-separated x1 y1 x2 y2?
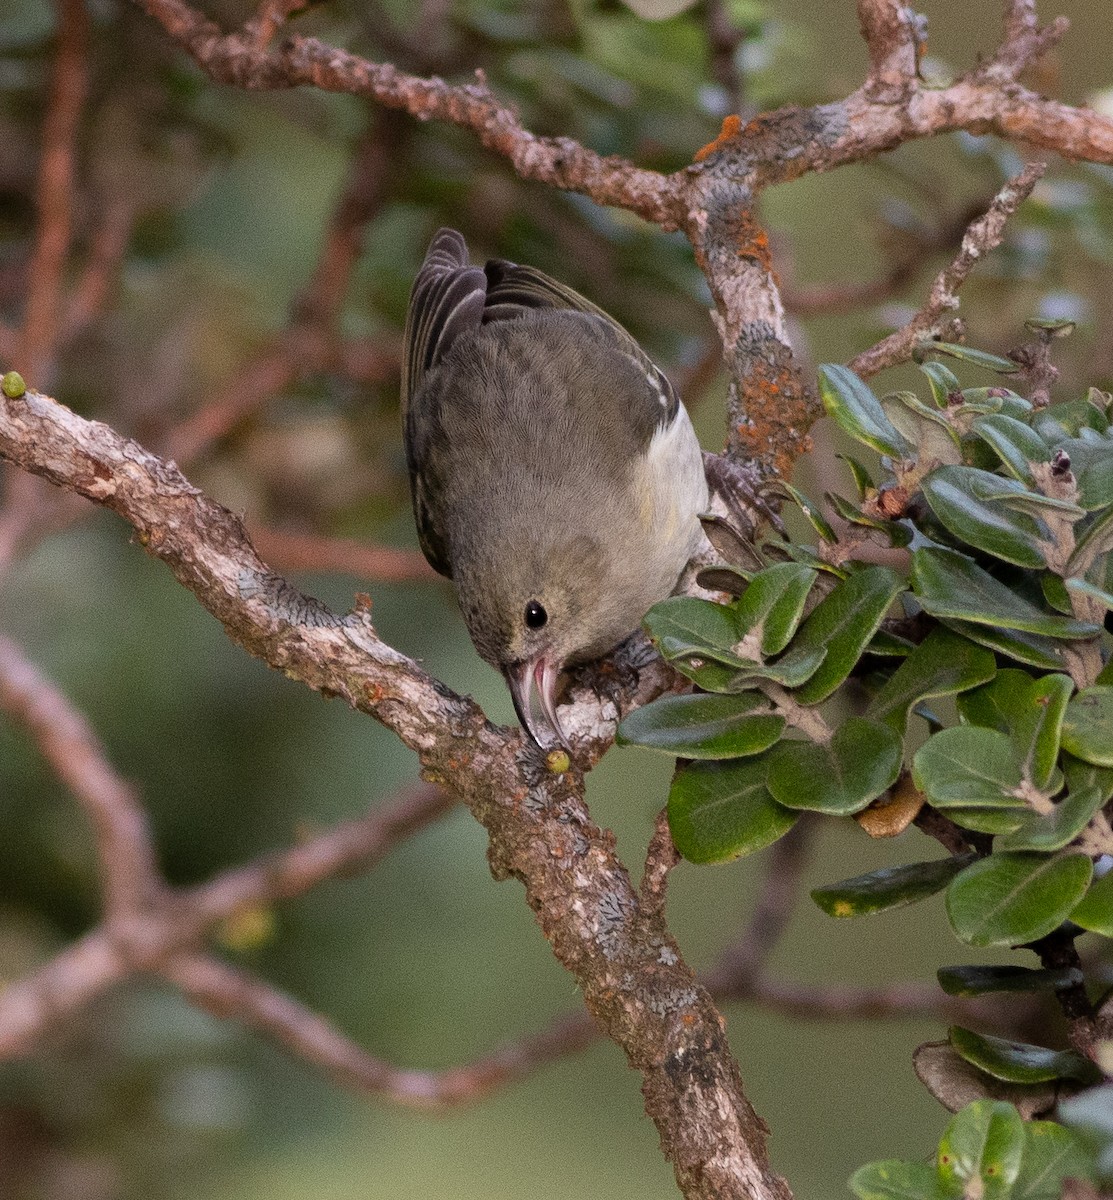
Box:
524 600 548 630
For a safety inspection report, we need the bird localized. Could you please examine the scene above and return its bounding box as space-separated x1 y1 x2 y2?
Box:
401 228 708 750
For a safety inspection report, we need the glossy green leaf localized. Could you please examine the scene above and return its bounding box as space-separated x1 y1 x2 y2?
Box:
867 627 996 733
941 618 1066 672
913 726 1025 809
849 1160 937 1200
972 414 1051 484
1035 396 1111 440
1058 1085 1113 1183
957 669 1040 735
997 785 1105 852
617 693 786 759
1041 572 1074 614
946 852 1094 947
935 1099 1025 1200
1022 674 1074 789
922 467 1050 568
912 548 1100 638
1056 436 1113 511
839 453 875 499
1063 751 1113 801
788 566 905 704
882 391 963 467
819 363 911 458
1014 1121 1096 1200
667 757 797 864
961 387 1031 418
767 718 902 815
1068 506 1113 576
936 964 1085 997
734 563 818 656
812 855 974 918
943 807 1028 835
643 596 741 659
781 481 836 543
919 360 962 407
1061 687 1113 766
949 1026 1101 1086
922 343 1020 373
1070 869 1113 937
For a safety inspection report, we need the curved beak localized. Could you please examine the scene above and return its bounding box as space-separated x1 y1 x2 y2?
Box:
503 656 570 751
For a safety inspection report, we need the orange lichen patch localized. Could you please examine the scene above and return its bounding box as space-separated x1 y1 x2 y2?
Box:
693 114 742 162
732 354 815 478
855 774 925 839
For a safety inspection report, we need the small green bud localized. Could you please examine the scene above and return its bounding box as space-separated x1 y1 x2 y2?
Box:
545 748 571 775
1 371 26 399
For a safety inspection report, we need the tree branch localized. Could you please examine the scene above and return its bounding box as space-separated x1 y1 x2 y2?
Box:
0 382 791 1200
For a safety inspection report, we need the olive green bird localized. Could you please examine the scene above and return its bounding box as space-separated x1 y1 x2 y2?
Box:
401 228 708 749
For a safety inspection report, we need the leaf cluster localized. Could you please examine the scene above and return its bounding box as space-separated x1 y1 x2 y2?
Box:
619 336 1113 1173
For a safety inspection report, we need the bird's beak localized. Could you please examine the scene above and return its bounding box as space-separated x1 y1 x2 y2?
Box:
503 656 570 751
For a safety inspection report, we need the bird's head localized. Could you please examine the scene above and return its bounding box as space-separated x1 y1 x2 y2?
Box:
453 531 624 751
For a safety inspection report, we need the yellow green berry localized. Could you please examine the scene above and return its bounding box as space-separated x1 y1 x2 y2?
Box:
1 371 26 399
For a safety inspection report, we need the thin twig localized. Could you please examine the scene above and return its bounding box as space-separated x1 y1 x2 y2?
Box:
849 162 1046 378
0 636 160 916
18 0 90 385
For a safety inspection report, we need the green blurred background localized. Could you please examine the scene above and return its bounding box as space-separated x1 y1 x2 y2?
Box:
2 0 1113 1196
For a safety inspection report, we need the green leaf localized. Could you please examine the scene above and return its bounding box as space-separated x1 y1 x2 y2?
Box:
920 360 962 407
819 364 911 458
946 852 1094 947
942 807 1028 835
921 467 1050 568
1041 572 1074 613
789 566 905 704
912 726 1025 809
1014 1121 1096 1200
839 453 875 498
922 343 1020 373
812 855 974 918
1068 505 1113 576
643 596 741 659
1058 1085 1113 1183
949 1026 1101 1086
997 785 1105 852
1063 751 1113 801
1032 398 1109 442
867 627 996 733
1070 869 1113 937
882 391 963 467
617 693 786 759
972 414 1051 484
734 563 818 656
1021 674 1074 790
667 757 797 863
849 1160 937 1200
1056 436 1113 512
941 619 1066 672
781 481 836 543
1061 687 1113 765
912 548 1100 638
935 1099 1025 1200
767 718 902 815
936 964 1085 997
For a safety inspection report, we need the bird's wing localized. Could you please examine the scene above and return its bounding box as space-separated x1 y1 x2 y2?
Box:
483 258 680 426
402 228 487 413
401 229 489 578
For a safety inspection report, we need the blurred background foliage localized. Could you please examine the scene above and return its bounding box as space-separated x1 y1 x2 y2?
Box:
1 0 1113 1197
